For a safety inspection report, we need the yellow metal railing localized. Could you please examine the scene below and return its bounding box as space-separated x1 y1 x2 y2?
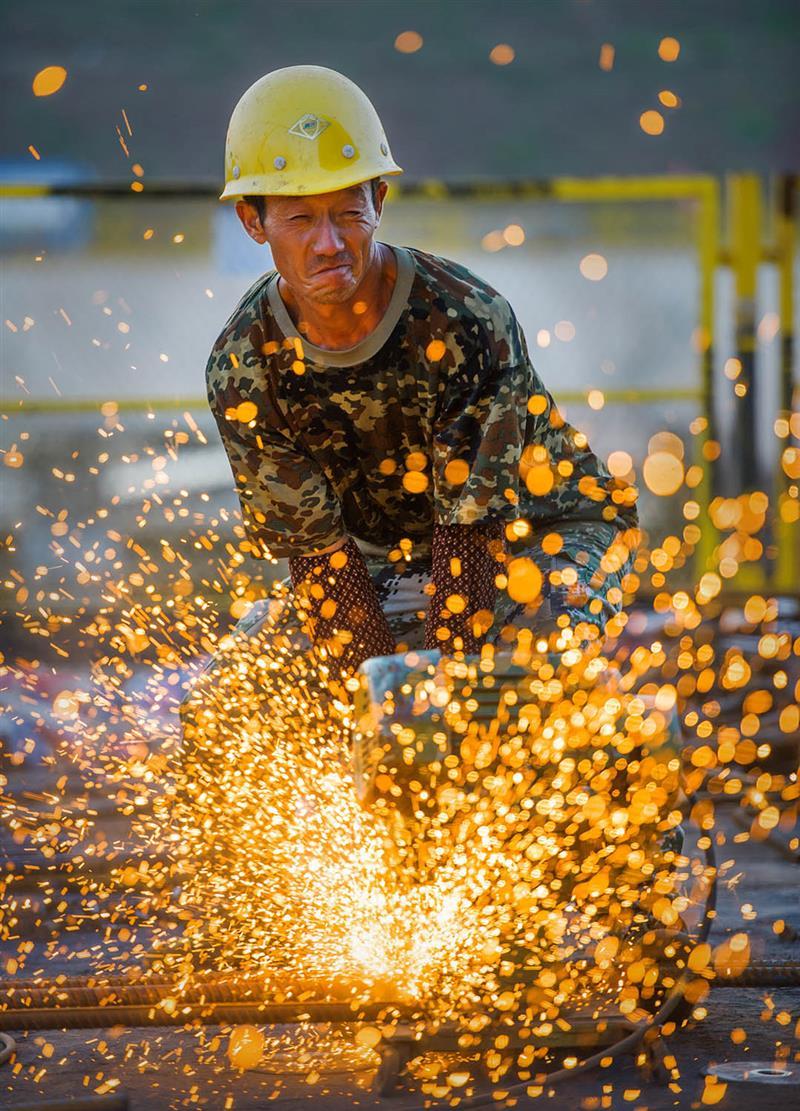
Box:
2 387 702 416
3 174 796 590
775 177 799 591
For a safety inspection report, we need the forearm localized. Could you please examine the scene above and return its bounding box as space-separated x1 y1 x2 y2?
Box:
423 521 505 655
289 535 396 672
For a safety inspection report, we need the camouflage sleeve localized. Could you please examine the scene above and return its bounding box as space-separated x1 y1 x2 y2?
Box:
432 301 639 634
431 353 529 528
512 325 640 634
510 520 637 640
206 356 345 561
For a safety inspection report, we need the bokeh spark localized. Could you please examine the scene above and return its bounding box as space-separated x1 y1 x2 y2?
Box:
2 390 799 1104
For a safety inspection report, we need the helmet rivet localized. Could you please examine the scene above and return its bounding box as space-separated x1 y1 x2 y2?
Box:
380 142 388 156
274 155 287 170
342 144 355 159
232 165 240 179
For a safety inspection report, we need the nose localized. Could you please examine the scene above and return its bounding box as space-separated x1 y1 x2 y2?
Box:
312 215 346 259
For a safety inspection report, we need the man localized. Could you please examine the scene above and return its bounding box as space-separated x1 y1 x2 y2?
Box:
205 64 638 677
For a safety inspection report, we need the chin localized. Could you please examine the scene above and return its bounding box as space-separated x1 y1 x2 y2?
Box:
309 276 358 304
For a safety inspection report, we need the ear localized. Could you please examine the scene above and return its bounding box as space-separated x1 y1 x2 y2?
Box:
372 180 389 225
235 199 268 245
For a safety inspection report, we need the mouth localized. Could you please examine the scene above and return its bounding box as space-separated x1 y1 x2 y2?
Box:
314 263 351 276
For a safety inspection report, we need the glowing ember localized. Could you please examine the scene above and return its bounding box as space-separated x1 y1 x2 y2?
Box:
32 65 67 97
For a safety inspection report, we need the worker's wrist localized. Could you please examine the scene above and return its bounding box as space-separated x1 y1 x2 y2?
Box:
289 535 396 672
423 521 504 653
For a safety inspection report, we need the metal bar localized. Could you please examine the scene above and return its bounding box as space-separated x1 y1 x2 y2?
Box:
775 174 799 592
0 1000 403 1032
694 177 722 576
551 175 719 203
729 174 762 491
1 388 703 416
2 978 371 1008
713 961 800 987
0 182 219 199
0 175 718 202
14 966 796 1032
9 1097 129 1111
1 397 209 415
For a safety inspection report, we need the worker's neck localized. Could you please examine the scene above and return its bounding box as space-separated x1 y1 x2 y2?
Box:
278 242 396 351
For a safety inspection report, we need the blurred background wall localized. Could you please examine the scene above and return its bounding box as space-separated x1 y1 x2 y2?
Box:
3 0 799 181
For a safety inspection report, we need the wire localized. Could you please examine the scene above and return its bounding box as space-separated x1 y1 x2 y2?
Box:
393 809 720 1109
397 982 689 1111
0 1031 16 1065
693 803 718 944
714 962 800 987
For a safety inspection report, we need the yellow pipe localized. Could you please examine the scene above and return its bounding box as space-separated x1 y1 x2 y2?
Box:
727 176 765 593
728 173 761 478
561 389 701 403
1 397 208 415
1 388 704 416
774 175 799 592
0 184 50 197
0 175 717 204
551 176 717 203
692 178 721 577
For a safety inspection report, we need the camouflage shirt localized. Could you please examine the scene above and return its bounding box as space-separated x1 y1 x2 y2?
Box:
206 244 638 562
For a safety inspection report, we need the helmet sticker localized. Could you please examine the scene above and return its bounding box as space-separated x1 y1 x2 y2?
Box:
289 113 331 141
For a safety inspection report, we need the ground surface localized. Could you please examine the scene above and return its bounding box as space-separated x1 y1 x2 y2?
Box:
2 805 798 1110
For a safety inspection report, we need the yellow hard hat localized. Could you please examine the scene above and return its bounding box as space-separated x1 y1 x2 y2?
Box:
220 65 403 201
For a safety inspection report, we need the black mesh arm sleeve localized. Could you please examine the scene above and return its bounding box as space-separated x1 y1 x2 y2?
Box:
423 521 505 655
289 535 396 673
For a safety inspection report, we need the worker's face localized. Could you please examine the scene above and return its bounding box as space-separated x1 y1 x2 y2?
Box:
236 181 388 305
